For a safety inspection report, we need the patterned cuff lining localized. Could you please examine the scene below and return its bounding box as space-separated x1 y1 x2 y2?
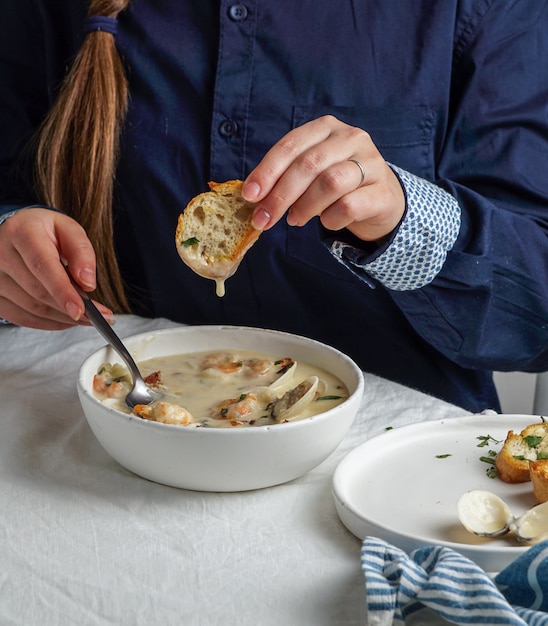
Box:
0 209 22 226
330 165 461 291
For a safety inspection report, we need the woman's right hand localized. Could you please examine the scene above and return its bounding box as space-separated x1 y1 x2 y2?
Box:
0 208 113 330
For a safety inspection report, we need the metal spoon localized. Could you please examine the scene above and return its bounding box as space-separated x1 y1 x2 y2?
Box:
78 290 162 409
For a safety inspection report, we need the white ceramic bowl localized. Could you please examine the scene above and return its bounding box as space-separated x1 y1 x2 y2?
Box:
77 325 364 492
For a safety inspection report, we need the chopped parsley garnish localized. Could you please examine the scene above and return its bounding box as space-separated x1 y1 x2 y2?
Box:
524 435 543 447
435 454 452 459
182 237 199 247
317 395 343 401
477 434 502 478
476 434 502 448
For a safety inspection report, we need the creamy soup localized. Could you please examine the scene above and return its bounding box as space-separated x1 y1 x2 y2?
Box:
93 349 348 428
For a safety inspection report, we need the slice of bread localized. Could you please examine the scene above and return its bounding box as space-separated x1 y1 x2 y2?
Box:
495 431 534 483
530 459 548 503
175 180 261 296
495 420 548 483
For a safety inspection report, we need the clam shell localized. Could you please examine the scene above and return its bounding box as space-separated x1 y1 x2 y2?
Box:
269 376 320 422
458 490 548 544
457 490 513 537
511 500 548 543
268 360 297 393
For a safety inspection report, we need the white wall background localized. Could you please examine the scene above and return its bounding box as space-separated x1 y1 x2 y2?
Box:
493 371 537 415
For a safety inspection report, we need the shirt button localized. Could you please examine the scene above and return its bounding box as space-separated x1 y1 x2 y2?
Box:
219 119 239 138
228 4 248 21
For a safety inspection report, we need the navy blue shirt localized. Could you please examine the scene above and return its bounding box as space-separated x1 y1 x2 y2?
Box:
1 0 548 413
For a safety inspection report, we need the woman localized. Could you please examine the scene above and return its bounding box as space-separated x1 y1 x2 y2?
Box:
1 0 547 412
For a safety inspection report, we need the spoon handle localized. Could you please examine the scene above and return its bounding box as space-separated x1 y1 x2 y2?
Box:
79 291 142 384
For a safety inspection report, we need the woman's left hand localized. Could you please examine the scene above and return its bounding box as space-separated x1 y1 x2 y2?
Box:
243 115 406 243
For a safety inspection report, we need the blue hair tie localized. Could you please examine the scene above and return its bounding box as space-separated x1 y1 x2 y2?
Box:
83 15 119 36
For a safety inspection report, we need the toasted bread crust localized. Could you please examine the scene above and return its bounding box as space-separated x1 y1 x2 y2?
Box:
495 431 532 483
175 180 261 294
495 421 548 484
530 459 548 503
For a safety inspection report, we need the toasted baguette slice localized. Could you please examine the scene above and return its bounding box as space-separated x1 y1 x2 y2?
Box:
495 431 533 483
495 421 548 483
530 459 548 503
175 180 261 296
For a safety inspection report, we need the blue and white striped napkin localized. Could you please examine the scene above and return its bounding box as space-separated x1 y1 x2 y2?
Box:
361 536 548 625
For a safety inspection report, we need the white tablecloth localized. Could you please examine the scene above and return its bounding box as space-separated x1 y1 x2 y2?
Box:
0 315 469 626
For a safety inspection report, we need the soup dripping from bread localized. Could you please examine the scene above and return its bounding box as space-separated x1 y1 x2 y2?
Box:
175 180 262 296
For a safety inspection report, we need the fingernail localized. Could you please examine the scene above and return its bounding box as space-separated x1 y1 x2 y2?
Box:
66 301 82 321
243 181 261 202
79 267 96 289
251 208 271 230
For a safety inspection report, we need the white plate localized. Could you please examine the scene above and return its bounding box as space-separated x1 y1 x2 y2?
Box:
332 414 543 572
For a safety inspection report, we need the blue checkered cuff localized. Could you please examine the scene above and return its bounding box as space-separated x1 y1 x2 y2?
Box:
330 165 461 291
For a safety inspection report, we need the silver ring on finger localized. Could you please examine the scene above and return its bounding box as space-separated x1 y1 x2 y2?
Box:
348 159 365 189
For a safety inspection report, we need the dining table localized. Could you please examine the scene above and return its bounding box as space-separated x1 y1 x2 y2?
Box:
0 314 470 626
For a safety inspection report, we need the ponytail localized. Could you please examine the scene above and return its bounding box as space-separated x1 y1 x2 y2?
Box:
35 0 132 312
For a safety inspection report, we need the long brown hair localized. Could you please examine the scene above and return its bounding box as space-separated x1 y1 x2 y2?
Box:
35 0 131 312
